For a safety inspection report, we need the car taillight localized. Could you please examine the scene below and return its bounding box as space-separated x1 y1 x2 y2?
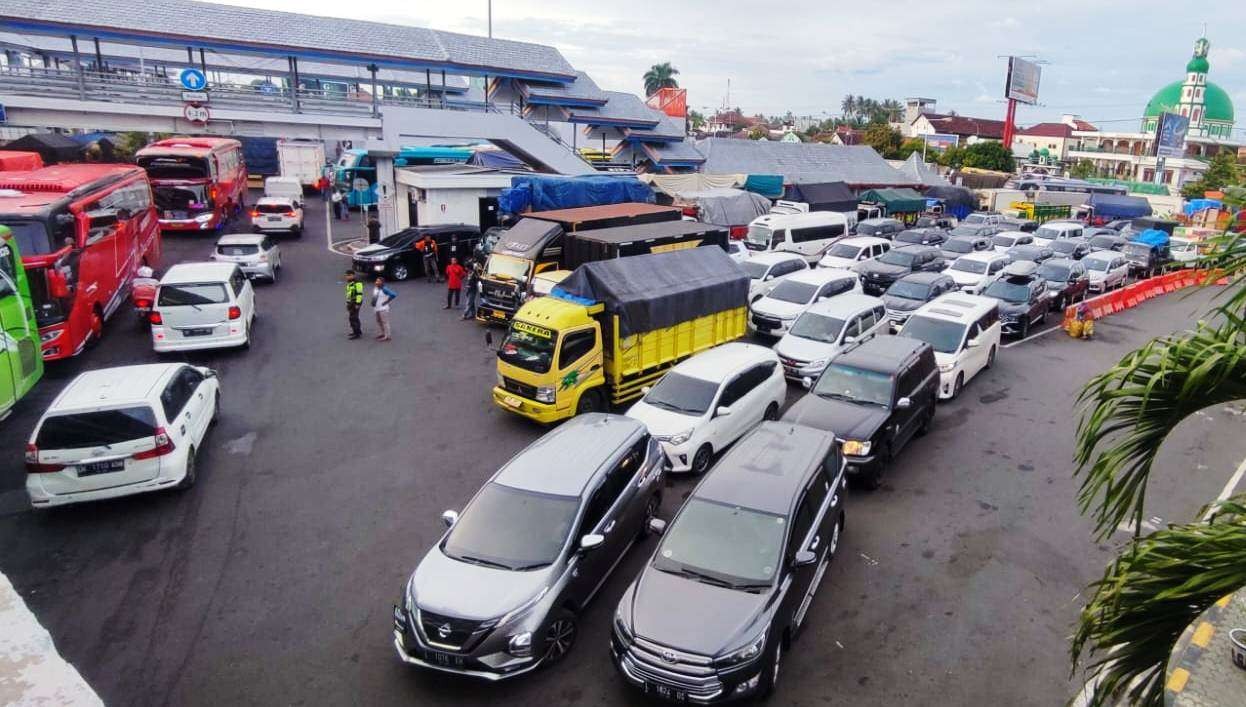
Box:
132 427 175 460
135 298 151 309
285 210 296 217
250 210 259 218
149 310 163 325
228 306 241 320
24 443 64 474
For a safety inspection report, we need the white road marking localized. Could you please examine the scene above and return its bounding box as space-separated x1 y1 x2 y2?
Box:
324 200 334 253
1001 324 1063 349
1203 454 1246 521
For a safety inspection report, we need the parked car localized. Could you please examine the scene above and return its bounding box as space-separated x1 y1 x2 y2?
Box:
961 213 1001 226
938 235 993 263
944 251 1010 295
210 233 282 283
997 217 1038 233
892 228 947 248
784 335 938 489
773 293 889 381
726 240 751 263
982 262 1049 338
1005 244 1055 265
855 245 946 296
394 414 663 679
855 218 905 239
745 211 850 263
991 231 1034 253
151 262 256 352
1082 251 1130 293
250 196 304 235
817 236 890 270
1036 258 1090 311
1101 219 1132 232
898 294 1000 400
1050 238 1092 261
263 175 304 202
914 215 955 230
882 272 958 329
740 251 810 303
353 224 481 281
1082 227 1120 240
1088 233 1128 253
948 224 999 240
626 343 786 475
1031 221 1084 246
612 422 843 704
749 268 860 337
25 363 220 508
1169 237 1202 268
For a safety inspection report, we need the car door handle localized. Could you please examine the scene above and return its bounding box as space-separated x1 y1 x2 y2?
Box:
179 425 186 436
603 520 615 534
809 535 820 551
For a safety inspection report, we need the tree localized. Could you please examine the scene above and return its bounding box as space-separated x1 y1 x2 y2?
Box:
1069 228 1246 705
747 126 768 141
959 141 1015 172
896 138 927 160
1202 151 1240 189
840 95 856 120
1069 159 1096 180
880 99 904 123
862 123 902 158
687 109 706 131
642 62 679 97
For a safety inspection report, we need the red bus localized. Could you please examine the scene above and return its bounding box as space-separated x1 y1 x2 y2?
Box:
0 164 162 360
135 137 247 233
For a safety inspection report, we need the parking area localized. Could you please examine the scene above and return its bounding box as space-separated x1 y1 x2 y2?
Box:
0 197 1242 706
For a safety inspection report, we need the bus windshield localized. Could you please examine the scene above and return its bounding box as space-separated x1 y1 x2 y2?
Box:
0 220 57 256
153 185 212 214
138 155 210 180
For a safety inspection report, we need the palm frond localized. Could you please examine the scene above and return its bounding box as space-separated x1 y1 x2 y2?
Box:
1074 317 1246 538
1196 228 1246 317
1071 497 1246 706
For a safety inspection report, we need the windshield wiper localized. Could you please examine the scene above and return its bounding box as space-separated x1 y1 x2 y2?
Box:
456 554 514 570
730 581 773 592
815 391 855 402
671 567 733 588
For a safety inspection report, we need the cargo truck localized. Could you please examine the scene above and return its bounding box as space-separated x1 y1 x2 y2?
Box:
276 139 326 190
493 247 747 424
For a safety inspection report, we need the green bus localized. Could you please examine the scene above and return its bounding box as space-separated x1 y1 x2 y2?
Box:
0 225 43 420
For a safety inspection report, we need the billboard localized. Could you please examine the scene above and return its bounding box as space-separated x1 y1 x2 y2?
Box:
1154 111 1190 159
922 133 959 152
1005 57 1041 105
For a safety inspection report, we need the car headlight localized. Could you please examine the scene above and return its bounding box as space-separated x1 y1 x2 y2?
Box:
668 429 694 446
535 386 555 403
507 631 533 658
194 213 214 223
842 439 872 457
716 632 766 666
938 363 954 373
807 358 830 369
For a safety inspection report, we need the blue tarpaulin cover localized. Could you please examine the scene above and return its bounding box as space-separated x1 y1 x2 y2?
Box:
499 175 655 214
743 174 784 198
1087 192 1152 219
1131 228 1170 249
1183 198 1223 215
238 137 279 176
922 185 976 219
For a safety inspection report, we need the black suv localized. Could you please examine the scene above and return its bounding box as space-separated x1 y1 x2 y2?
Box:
784 336 938 489
892 228 947 248
983 265 1050 337
854 245 946 296
1050 238 1091 261
939 235 993 262
612 422 843 703
352 224 480 281
882 271 958 329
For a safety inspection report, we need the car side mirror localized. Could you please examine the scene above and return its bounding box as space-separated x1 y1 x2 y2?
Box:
793 550 817 568
204 368 219 379
896 397 912 410
843 335 856 344
966 336 981 348
46 269 71 299
801 377 813 390
647 518 667 536
715 406 732 418
580 534 605 552
441 510 459 528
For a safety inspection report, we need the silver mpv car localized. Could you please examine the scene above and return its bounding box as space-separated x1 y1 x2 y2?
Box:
394 413 664 680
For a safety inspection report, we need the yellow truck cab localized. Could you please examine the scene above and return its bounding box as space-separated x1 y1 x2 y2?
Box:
494 247 748 424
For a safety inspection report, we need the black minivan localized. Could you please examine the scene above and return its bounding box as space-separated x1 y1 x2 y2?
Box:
351 224 480 281
612 422 843 703
784 335 938 489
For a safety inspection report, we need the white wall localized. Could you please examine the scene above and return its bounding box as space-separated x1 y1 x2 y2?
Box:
415 186 502 228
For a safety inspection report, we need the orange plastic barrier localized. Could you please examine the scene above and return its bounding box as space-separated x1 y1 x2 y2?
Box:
1061 268 1215 328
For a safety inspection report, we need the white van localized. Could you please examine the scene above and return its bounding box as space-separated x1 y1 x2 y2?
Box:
748 268 861 337
152 262 257 352
1032 221 1084 246
264 176 304 205
745 211 850 263
773 293 889 381
898 294 1001 399
818 236 891 269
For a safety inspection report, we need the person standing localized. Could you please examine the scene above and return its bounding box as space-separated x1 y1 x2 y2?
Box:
331 189 344 220
444 257 466 310
461 261 482 320
422 235 440 283
367 217 381 245
372 276 397 342
344 270 364 339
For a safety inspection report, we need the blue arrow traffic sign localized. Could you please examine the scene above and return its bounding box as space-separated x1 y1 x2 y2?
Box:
179 68 207 91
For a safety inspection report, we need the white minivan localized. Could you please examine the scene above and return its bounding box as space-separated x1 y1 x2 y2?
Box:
898 294 1001 399
740 251 809 302
152 262 256 352
749 268 860 338
818 236 891 269
264 176 304 203
745 211 850 263
1032 221 1084 246
773 292 889 381
25 363 220 508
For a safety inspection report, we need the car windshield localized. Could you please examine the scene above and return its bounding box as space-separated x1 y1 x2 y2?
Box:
826 242 863 259
1084 258 1113 272
856 223 883 236
652 498 786 588
1035 226 1063 240
498 321 556 374
878 250 917 267
1051 240 1080 255
992 235 1019 248
255 203 291 214
951 258 988 274
35 406 157 448
963 214 989 224
886 280 931 300
740 260 771 279
1089 236 1118 249
443 483 579 570
158 283 228 306
138 155 210 180
943 239 974 254
1038 263 1072 282
644 371 718 415
767 280 819 304
949 226 982 237
745 224 773 249
1123 242 1151 255
486 253 532 280
217 244 259 256
788 312 846 343
893 231 928 245
0 220 58 256
1010 247 1043 261
900 315 967 354
378 232 416 248
984 279 1031 303
812 363 893 407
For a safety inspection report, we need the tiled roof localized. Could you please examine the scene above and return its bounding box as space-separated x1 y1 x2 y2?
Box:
0 0 578 80
567 92 662 128
695 138 916 186
642 140 705 164
918 113 1006 139
1069 119 1098 131
624 114 686 142
520 71 608 106
1017 122 1074 138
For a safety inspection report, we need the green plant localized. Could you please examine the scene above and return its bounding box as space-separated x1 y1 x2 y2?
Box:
959 141 1015 172
1070 159 1096 180
643 62 679 98
862 123 902 158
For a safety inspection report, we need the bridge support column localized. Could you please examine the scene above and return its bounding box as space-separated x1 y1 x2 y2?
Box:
69 35 85 100
287 56 301 113
368 63 378 118
373 155 397 236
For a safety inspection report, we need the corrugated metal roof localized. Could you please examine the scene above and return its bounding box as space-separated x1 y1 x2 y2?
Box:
520 71 608 106
696 138 916 186
0 0 577 80
624 114 686 142
567 92 661 128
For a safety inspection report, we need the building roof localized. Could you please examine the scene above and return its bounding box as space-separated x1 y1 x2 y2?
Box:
519 71 608 106
1144 80 1234 123
918 113 1006 139
567 91 662 128
623 113 687 143
695 138 915 187
1067 118 1098 131
1017 122 1075 139
0 0 578 81
898 152 950 186
640 140 706 166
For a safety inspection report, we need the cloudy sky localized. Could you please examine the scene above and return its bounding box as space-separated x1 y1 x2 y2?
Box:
221 0 1244 132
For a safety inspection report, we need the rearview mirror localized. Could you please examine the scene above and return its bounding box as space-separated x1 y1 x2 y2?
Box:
896 397 912 410
441 510 459 528
580 534 605 551
801 377 813 390
647 518 667 536
46 269 70 299
793 550 817 567
715 406 732 418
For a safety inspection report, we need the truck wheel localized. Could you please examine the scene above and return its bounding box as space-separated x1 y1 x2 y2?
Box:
575 390 602 416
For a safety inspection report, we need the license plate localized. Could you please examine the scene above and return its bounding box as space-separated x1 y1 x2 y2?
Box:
267 216 282 222
79 459 125 476
502 395 522 409
422 648 465 668
490 310 505 319
183 327 214 337
645 682 687 702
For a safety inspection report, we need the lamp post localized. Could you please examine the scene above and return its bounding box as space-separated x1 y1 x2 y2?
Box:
487 0 492 38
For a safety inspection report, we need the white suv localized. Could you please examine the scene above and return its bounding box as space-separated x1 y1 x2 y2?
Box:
739 251 809 302
626 343 786 474
25 364 220 508
152 262 256 352
211 233 283 283
945 251 1010 294
251 196 304 235
774 292 889 381
818 236 891 269
748 268 860 338
898 294 1001 399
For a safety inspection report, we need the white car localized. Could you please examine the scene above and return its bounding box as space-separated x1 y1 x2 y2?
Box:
626 342 786 474
1031 221 1084 247
25 363 220 508
992 231 1034 253
251 196 304 235
726 240 751 264
898 294 1001 399
152 262 256 352
945 251 1010 294
774 293 889 381
818 236 891 269
1170 237 1201 267
1083 251 1130 293
749 268 860 338
739 251 809 302
211 233 283 283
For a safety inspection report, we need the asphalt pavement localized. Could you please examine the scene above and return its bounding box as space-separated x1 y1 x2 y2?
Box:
1 199 1242 706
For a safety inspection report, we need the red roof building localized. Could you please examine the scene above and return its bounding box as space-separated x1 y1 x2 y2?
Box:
911 112 1006 141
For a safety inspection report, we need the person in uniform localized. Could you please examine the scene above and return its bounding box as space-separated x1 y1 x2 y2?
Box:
344 270 364 339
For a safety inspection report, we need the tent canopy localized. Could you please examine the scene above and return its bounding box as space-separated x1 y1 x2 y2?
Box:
787 181 856 212
859 188 926 214
1086 192 1152 220
1 133 85 165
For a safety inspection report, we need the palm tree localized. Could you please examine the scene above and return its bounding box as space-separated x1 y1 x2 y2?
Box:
1070 229 1246 705
881 98 903 123
643 62 679 97
841 95 856 121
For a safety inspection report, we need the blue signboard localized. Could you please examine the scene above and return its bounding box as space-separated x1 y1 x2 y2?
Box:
1155 112 1189 159
179 68 207 92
